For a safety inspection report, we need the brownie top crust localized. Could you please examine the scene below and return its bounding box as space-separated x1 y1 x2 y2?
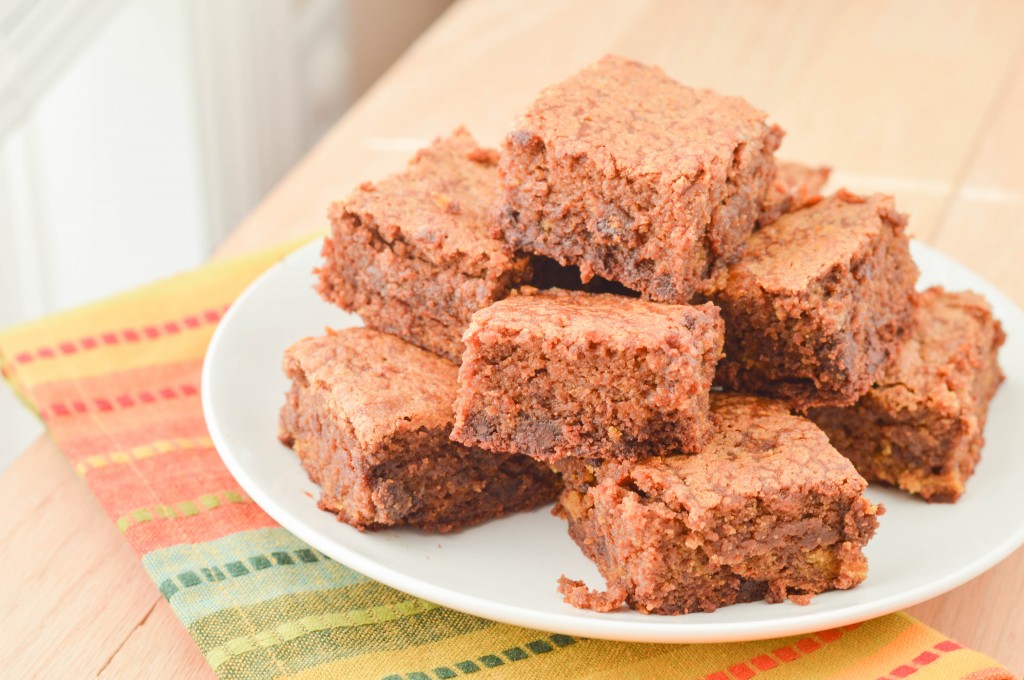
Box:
282 328 458 449
467 288 723 352
884 287 1005 397
719 190 908 293
330 127 513 278
619 394 867 514
510 54 775 183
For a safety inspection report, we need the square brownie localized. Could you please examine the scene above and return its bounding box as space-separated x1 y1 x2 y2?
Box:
498 55 782 303
317 127 532 362
450 289 724 462
809 287 1005 502
707 190 919 409
758 161 830 227
555 394 882 614
278 328 560 533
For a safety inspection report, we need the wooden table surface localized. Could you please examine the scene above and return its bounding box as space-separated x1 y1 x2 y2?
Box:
2 1 1023 677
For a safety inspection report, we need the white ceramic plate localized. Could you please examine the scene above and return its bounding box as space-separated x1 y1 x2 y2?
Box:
202 239 1024 643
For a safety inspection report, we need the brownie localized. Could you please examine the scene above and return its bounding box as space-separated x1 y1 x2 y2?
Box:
450 289 724 462
707 190 919 409
498 55 782 303
555 394 882 614
317 128 532 362
809 287 1005 502
278 328 560 532
758 161 830 227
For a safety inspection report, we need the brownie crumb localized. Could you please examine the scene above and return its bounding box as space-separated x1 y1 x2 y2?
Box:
557 576 628 612
787 592 814 606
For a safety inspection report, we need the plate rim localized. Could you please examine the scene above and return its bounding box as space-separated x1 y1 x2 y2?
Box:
202 238 1024 643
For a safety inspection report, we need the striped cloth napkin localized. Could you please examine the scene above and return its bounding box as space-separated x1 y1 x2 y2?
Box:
0 237 1014 680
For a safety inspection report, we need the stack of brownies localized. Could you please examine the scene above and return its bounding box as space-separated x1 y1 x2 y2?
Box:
279 55 1005 615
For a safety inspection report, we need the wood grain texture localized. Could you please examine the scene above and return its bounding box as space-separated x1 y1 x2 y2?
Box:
2 0 1022 676
97 598 212 679
0 439 214 679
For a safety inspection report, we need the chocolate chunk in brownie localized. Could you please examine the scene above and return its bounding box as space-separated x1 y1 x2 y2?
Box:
707 190 919 409
498 55 782 303
317 128 532 362
450 289 724 462
758 161 830 227
809 287 1005 502
555 394 882 614
278 328 560 533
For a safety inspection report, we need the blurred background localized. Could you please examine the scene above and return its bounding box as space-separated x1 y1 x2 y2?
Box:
0 0 452 470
